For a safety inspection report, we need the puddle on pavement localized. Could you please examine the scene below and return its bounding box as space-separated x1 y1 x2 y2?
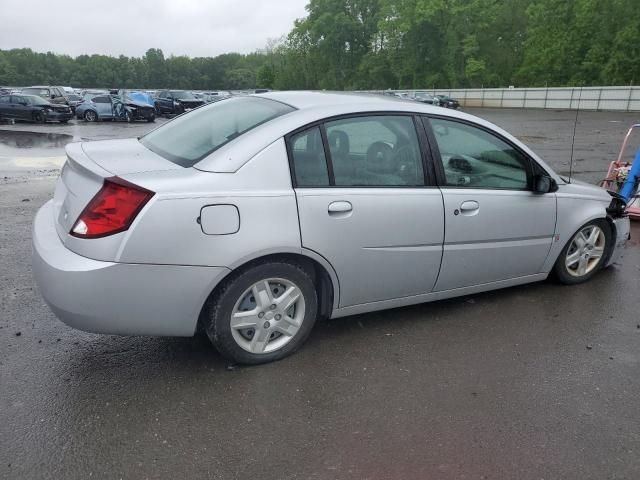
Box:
0 130 73 178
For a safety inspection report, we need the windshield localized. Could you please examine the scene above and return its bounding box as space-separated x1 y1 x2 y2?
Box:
140 96 295 167
172 91 196 100
25 95 49 105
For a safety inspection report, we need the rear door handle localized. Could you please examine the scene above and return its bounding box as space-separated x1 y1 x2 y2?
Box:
328 201 352 215
458 200 480 216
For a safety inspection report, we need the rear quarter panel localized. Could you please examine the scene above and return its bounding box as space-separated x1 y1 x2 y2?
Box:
118 139 302 268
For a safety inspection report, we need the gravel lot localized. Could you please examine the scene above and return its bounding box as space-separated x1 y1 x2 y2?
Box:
1 108 640 480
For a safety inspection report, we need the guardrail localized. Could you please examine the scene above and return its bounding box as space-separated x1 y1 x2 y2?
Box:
373 87 640 112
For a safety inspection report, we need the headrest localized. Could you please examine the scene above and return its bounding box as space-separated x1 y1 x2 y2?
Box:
327 130 350 156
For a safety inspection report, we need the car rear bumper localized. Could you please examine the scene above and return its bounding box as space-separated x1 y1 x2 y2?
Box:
606 216 630 267
32 201 230 337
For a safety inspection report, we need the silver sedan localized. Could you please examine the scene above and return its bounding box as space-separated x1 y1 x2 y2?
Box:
32 92 630 364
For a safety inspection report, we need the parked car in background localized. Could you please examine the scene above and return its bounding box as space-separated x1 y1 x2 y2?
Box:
412 91 441 106
21 86 70 106
32 92 630 365
75 94 155 122
0 94 73 123
436 95 460 109
201 92 231 103
154 90 205 115
65 94 83 113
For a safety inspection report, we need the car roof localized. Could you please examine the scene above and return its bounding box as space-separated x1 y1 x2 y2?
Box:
193 91 558 181
259 90 427 110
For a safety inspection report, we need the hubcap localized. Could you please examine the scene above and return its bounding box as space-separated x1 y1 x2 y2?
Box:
565 225 606 277
230 278 305 354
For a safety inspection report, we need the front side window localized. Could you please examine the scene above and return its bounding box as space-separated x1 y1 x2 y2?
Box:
429 118 530 189
290 126 330 187
0 96 9 104
141 96 295 167
324 115 425 187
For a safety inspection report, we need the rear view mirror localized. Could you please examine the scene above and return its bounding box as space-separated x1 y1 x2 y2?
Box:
534 175 557 194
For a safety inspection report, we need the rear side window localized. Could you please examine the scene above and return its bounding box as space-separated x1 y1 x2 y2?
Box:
0 96 10 104
324 115 425 187
141 97 295 167
290 127 330 187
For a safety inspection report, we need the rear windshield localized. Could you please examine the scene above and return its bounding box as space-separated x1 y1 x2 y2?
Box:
140 96 295 167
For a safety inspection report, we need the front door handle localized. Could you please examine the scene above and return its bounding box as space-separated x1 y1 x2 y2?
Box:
459 200 480 216
328 201 352 216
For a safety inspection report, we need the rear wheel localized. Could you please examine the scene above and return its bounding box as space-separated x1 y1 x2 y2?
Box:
206 262 318 365
554 219 611 284
32 111 45 123
84 110 97 122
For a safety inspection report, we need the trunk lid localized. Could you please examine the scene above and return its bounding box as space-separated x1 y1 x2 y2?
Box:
81 138 182 175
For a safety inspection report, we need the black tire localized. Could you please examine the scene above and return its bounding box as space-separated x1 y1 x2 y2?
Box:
60 119 69 124
553 219 611 285
206 261 318 365
84 110 97 122
33 111 45 123
147 112 155 123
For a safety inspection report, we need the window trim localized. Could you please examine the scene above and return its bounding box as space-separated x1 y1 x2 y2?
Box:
284 111 438 189
421 115 547 192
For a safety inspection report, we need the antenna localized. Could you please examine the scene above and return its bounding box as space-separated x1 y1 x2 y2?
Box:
568 87 582 184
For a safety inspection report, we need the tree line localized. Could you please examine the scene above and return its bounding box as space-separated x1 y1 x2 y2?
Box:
1 0 639 90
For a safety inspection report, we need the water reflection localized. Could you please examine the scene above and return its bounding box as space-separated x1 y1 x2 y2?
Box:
0 129 74 150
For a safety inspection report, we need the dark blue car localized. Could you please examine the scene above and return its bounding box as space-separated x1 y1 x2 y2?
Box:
0 94 73 123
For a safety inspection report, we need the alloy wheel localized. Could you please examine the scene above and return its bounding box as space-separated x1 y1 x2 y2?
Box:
565 225 606 277
230 278 305 354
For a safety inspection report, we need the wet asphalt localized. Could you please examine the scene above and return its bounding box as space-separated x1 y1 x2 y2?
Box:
1 109 640 479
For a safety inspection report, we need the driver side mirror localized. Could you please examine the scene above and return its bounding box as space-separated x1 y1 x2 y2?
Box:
534 175 557 194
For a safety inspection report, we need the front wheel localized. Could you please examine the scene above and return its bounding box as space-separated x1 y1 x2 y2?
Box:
84 110 97 122
554 219 611 284
206 262 318 365
33 111 45 123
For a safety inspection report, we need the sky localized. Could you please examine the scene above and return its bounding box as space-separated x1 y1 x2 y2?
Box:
0 0 309 58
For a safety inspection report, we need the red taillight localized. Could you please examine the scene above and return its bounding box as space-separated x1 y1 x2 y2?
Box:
71 177 154 238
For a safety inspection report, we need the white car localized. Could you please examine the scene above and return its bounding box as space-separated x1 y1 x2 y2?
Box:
32 92 630 364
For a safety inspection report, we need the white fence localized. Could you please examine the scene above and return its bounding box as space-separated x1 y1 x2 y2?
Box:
379 87 640 111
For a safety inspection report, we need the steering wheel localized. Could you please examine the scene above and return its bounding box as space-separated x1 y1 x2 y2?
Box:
366 141 394 168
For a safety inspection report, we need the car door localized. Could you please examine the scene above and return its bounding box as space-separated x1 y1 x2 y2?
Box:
0 95 14 118
93 96 113 118
290 114 445 308
11 96 31 120
158 91 172 113
424 116 557 291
